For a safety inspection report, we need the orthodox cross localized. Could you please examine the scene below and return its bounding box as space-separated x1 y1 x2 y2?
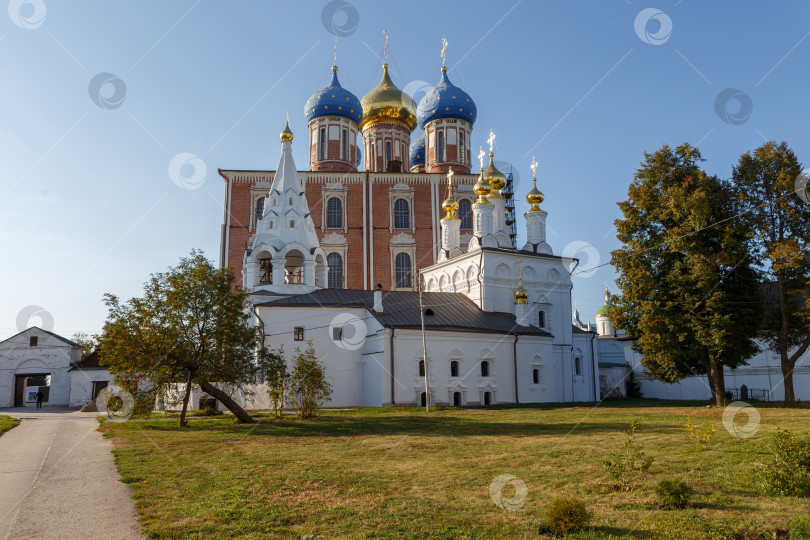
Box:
531 156 538 178
333 35 338 67
487 130 496 153
446 167 454 195
383 30 388 63
478 147 485 170
441 36 447 67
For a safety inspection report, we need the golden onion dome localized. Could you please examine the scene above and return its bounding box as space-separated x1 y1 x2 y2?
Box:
442 194 459 220
514 284 529 304
526 176 544 212
360 64 418 132
473 169 492 205
280 121 294 142
483 152 506 192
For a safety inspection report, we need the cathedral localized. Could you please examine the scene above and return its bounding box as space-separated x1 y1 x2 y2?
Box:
217 38 604 408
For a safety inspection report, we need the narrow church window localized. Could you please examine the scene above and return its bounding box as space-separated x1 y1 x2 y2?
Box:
294 327 304 341
385 141 392 170
437 130 444 163
326 197 342 228
258 258 273 285
341 128 348 160
575 357 582 376
395 252 412 288
394 198 410 229
420 392 427 407
450 360 459 377
327 252 343 289
255 197 264 224
290 220 295 229
29 336 38 346
481 361 490 377
318 128 326 160
418 360 425 377
332 326 343 341
369 141 376 170
483 391 492 406
532 368 539 384
538 311 545 328
453 392 462 407
458 199 472 229
458 130 465 164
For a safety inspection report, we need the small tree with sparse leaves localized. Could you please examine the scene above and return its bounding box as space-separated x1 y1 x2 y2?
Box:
262 347 287 418
288 342 332 419
603 419 654 491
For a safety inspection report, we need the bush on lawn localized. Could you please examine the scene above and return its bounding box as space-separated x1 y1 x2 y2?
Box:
790 516 810 540
544 497 591 537
656 478 693 509
760 429 810 497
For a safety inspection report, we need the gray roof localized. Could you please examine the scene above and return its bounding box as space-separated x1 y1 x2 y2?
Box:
0 326 83 348
257 289 551 337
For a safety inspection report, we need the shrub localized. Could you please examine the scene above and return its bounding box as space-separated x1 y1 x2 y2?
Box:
289 342 333 419
759 429 810 497
656 478 693 509
790 516 810 540
603 419 654 491
625 371 643 398
544 497 591 537
683 418 717 450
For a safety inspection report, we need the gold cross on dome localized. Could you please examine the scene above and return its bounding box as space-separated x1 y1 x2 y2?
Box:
531 156 538 178
487 130 496 153
446 167 454 196
383 30 388 62
441 36 448 67
333 35 338 67
478 147 485 170
285 107 289 124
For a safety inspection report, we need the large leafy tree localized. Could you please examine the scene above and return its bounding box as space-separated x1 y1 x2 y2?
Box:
732 141 810 407
100 251 260 426
611 143 761 406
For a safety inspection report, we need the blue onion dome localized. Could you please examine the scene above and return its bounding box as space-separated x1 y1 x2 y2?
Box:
409 134 425 170
304 66 362 125
416 67 477 129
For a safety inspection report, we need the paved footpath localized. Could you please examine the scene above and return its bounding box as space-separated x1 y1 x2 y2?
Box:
0 408 142 539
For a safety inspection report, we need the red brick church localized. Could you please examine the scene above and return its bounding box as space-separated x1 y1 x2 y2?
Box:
219 43 517 290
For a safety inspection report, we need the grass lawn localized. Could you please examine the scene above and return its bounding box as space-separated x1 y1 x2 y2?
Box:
0 415 20 436
99 400 810 539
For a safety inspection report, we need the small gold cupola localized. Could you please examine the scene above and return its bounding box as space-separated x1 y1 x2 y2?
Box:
442 168 459 220
526 156 544 212
473 146 492 204
280 119 294 143
514 256 529 304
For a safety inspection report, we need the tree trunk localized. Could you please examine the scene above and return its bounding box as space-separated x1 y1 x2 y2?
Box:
776 279 795 407
702 354 717 404
705 352 725 407
179 370 193 428
199 381 255 424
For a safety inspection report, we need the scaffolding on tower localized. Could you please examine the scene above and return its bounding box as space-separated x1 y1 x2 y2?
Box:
502 165 517 247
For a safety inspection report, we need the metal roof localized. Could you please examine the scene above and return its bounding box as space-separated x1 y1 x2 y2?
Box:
257 289 551 337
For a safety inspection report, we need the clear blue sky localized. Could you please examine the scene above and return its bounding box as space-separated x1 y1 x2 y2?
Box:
2 1 808 340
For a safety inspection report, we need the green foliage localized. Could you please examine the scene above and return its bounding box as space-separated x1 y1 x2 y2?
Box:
288 342 332 419
790 516 810 540
603 419 653 491
543 497 591 537
759 429 810 497
656 478 693 509
100 250 260 426
683 418 717 450
732 141 810 407
0 415 20 436
72 332 99 359
611 143 762 407
625 370 643 398
262 347 288 418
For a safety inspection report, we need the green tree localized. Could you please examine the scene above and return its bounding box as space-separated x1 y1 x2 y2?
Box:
611 143 762 406
100 251 259 427
71 332 98 359
288 342 332 419
262 347 287 418
732 141 810 407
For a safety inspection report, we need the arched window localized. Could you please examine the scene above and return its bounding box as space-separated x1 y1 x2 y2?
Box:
395 252 412 288
458 199 472 229
327 253 343 289
450 361 459 378
394 198 410 229
418 360 425 377
369 141 377 170
436 130 444 163
538 311 545 328
326 197 342 228
481 361 490 377
385 141 392 170
453 392 462 407
575 357 582 376
532 368 539 385
458 130 465 164
420 392 427 407
341 128 348 160
483 391 492 406
258 258 272 285
318 127 326 160
255 197 265 224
